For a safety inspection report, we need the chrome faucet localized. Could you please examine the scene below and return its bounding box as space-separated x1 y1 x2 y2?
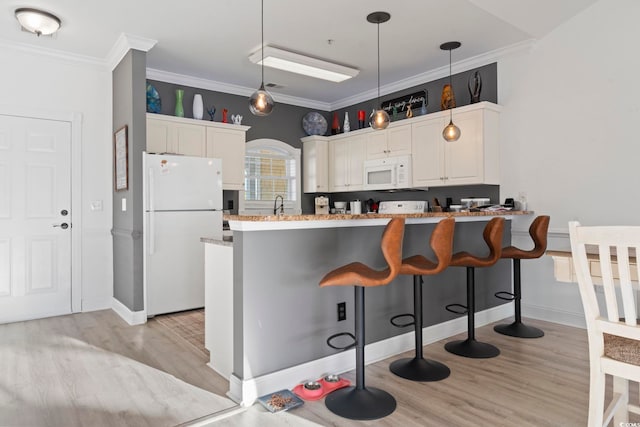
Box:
273 195 284 215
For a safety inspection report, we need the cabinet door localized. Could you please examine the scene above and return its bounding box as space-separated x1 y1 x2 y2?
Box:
147 119 170 153
302 138 328 193
411 118 445 187
444 110 482 185
365 131 388 160
329 139 349 192
347 135 366 190
387 125 412 156
206 128 246 190
174 123 206 157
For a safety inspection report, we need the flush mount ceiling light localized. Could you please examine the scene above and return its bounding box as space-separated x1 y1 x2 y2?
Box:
367 11 391 130
14 8 61 37
249 46 359 83
249 0 274 116
441 41 461 142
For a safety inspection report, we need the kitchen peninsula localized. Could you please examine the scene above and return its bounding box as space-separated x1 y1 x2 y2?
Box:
203 211 531 405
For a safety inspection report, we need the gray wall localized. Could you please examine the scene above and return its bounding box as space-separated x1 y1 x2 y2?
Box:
232 219 511 379
112 50 148 312
148 63 498 214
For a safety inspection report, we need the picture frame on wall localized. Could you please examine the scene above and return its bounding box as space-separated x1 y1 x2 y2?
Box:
114 125 128 191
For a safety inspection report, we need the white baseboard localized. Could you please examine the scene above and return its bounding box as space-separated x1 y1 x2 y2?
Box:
522 302 586 329
228 304 512 406
81 298 111 313
111 297 147 325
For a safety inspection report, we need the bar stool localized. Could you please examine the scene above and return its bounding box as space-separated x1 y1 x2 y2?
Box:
445 217 504 358
389 217 455 381
319 218 405 420
493 215 550 338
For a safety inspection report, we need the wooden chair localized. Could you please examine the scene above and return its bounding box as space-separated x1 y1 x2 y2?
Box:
319 218 405 420
569 221 640 426
494 215 550 338
445 217 504 358
390 217 455 381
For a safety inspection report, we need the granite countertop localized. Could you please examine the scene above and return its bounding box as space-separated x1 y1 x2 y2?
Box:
225 210 531 222
200 235 233 246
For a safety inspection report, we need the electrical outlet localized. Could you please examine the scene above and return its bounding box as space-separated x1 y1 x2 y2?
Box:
337 302 346 321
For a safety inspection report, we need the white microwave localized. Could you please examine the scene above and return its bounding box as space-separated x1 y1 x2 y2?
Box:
363 155 412 190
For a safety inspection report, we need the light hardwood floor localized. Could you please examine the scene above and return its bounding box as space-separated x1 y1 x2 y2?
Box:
1 311 635 427
0 309 235 427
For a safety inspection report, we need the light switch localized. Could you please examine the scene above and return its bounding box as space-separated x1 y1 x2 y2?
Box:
90 200 103 211
121 198 127 212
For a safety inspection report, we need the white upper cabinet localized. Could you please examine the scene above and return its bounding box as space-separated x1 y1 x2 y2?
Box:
147 114 249 190
411 102 500 188
329 134 365 192
301 136 329 193
365 124 412 160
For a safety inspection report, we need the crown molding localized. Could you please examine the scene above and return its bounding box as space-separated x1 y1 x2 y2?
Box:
107 33 157 71
146 68 332 111
0 37 105 69
330 39 536 110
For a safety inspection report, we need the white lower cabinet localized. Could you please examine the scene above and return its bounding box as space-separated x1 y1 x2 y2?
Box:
329 134 365 192
411 102 500 187
147 114 249 190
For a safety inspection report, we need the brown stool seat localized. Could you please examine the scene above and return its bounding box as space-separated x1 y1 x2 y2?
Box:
445 217 504 358
390 218 455 382
494 215 550 338
320 218 404 421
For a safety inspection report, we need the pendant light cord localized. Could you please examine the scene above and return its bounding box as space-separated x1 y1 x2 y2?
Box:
377 21 381 104
261 0 265 85
449 48 453 121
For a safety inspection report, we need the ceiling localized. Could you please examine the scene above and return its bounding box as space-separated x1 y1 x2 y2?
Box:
1 0 598 109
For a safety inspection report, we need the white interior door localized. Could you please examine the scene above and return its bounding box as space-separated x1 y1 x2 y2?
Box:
0 114 72 323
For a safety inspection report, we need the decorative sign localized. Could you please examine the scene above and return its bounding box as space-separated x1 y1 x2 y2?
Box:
381 90 427 114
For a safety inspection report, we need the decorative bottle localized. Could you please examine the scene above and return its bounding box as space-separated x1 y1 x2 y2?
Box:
175 89 185 117
192 94 203 119
331 112 340 135
343 112 350 132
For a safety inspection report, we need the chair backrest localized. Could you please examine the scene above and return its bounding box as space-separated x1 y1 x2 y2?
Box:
483 217 505 263
429 217 455 274
381 217 406 278
569 221 640 342
528 215 550 257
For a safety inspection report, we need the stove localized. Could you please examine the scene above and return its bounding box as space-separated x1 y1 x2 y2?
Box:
378 200 427 214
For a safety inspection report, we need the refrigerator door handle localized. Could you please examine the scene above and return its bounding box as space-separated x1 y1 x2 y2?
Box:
149 168 155 255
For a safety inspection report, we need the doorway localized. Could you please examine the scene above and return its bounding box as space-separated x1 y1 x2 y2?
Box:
0 112 80 323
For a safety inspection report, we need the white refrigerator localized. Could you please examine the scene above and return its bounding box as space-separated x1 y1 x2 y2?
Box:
143 153 223 317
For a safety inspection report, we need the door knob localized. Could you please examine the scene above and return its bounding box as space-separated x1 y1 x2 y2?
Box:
61 209 69 216
53 223 69 229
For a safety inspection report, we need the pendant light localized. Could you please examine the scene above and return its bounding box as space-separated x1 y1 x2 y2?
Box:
367 11 391 130
249 0 274 116
440 41 461 141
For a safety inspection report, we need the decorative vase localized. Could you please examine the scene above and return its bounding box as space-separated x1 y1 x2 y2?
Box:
222 109 228 123
468 71 482 103
175 89 185 117
440 84 456 110
192 94 203 119
331 112 340 135
358 110 365 129
420 99 427 115
343 112 350 132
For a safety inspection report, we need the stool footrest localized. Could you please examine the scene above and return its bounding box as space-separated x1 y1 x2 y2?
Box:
327 332 356 350
495 291 515 301
390 313 415 328
445 303 468 315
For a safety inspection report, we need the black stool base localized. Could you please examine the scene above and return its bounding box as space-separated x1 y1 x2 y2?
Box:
325 386 396 420
494 321 544 338
390 357 450 382
445 338 500 359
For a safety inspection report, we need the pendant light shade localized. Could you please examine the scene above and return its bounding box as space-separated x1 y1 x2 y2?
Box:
249 0 274 116
367 11 390 130
440 41 461 142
